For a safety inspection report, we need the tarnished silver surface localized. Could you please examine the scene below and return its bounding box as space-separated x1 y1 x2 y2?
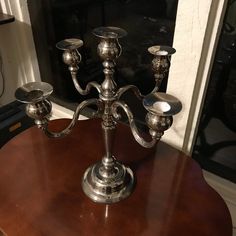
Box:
143 92 181 139
56 38 83 51
15 81 53 126
117 85 144 100
42 99 101 138
25 99 52 123
148 45 176 92
112 101 156 148
71 72 102 95
82 161 134 203
82 27 136 203
93 26 127 39
62 50 81 67
93 27 127 65
143 92 182 116
148 45 176 56
16 26 181 204
15 81 53 103
145 113 173 139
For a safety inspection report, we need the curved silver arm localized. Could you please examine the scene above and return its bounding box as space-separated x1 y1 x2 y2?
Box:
71 72 102 95
41 98 102 138
111 101 157 148
116 85 144 100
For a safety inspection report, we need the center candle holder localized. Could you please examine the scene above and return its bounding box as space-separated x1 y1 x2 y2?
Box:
15 26 182 204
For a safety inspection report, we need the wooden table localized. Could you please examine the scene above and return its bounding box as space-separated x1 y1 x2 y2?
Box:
0 119 232 235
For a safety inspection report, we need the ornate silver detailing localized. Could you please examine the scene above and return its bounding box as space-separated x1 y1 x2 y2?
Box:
148 45 176 92
82 161 134 203
15 82 53 126
15 26 181 204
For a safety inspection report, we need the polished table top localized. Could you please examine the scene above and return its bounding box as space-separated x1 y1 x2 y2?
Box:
0 119 232 236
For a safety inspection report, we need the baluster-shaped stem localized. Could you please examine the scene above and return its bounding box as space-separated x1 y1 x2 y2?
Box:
82 27 135 203
96 27 123 178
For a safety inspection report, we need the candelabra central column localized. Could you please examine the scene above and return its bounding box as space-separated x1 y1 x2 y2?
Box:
81 27 135 203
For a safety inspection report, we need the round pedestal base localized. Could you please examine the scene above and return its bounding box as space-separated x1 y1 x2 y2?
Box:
82 161 135 203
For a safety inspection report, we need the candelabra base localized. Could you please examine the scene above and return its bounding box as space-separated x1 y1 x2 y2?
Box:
82 161 135 204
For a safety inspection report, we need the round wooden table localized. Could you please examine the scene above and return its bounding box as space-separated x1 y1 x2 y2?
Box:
0 119 232 235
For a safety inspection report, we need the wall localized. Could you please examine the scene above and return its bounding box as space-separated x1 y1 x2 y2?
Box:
0 0 40 106
162 0 227 153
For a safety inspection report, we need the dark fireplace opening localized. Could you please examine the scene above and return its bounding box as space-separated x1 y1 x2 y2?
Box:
193 0 236 183
28 0 178 121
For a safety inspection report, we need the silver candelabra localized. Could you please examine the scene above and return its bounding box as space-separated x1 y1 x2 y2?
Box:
15 26 182 204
